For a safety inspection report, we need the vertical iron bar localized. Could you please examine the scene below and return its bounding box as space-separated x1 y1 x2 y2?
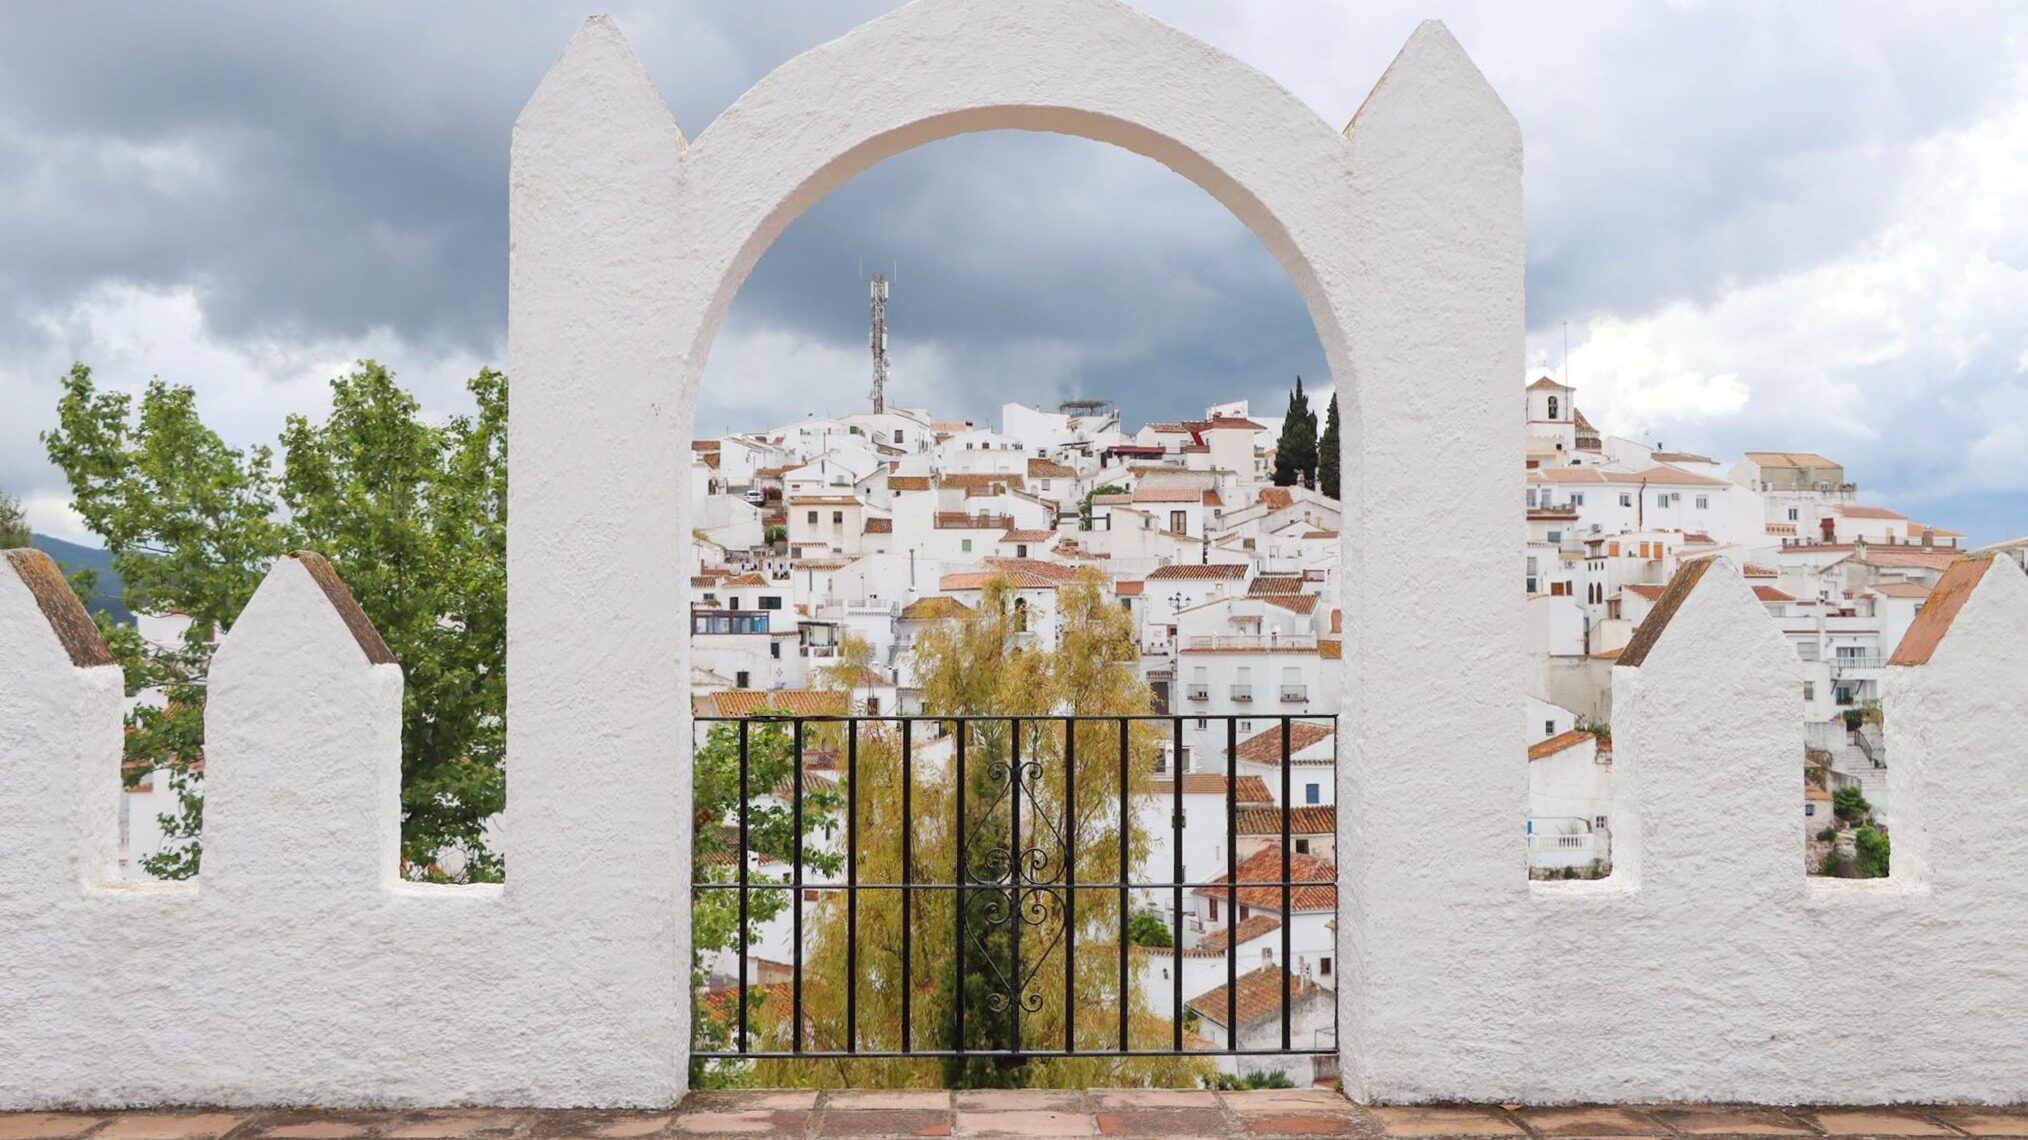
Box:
1171 715 1184 1052
1226 716 1237 1050
1116 716 1130 1053
955 719 967 1057
1010 717 1023 1055
1281 715 1293 1051
1063 716 1076 1055
737 719 750 1054
847 717 859 1054
792 718 804 1054
901 716 913 1054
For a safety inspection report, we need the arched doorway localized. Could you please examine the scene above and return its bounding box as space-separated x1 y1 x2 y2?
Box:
505 0 1521 1099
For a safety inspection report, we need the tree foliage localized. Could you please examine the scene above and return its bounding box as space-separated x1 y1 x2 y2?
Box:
1832 785 1871 824
741 571 1209 1090
1316 393 1339 500
1270 376 1317 488
40 361 508 881
0 489 30 549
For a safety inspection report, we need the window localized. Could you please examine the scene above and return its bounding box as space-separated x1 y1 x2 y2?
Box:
1803 681 1815 701
1547 530 1562 544
832 510 844 524
1806 803 1817 818
1788 507 1800 522
1239 905 1250 922
1544 719 1555 736
1547 396 1559 419
1569 493 1585 507
1657 492 1669 507
1696 495 1708 509
1305 783 1321 805
1013 597 1030 633
807 510 818 524
1208 898 1219 922
961 539 972 553
1319 956 1333 977
893 430 903 444
759 596 782 610
1618 493 1631 507
1238 719 1253 733
1294 838 1310 855
735 670 750 688
1170 509 1188 533
1594 815 1607 830
1016 544 1028 558
770 642 782 659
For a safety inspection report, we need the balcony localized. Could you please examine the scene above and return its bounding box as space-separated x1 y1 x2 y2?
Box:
1186 684 1210 701
1182 634 1318 652
1230 685 1254 702
1281 685 1307 703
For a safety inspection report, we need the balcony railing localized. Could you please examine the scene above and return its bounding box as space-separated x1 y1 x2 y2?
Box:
692 713 1338 1062
1230 685 1253 702
1280 686 1307 703
1185 684 1210 702
1181 634 1318 652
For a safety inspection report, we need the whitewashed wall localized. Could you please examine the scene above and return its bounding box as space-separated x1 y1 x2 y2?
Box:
5 0 2023 1111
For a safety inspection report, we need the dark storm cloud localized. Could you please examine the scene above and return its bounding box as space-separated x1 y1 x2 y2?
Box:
2 1 2027 540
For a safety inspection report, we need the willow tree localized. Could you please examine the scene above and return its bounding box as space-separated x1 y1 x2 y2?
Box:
756 570 1210 1089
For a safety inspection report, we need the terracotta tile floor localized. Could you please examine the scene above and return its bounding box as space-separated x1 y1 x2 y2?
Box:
2 1096 2021 1140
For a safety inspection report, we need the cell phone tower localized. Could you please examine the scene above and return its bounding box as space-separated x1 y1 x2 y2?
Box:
868 273 890 414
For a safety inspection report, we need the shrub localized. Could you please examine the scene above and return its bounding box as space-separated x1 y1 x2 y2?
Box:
1832 786 1872 824
1816 825 1839 842
1855 824 1891 879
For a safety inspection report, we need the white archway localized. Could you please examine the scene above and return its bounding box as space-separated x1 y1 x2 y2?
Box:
507 0 1521 1100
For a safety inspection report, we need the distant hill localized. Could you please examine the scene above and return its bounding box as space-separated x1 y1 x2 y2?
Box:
30 534 133 624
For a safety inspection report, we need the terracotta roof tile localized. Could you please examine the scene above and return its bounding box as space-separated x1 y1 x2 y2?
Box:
1187 965 1323 1030
695 690 852 718
1196 848 1336 912
1200 913 1281 952
1148 774 1274 803
1147 563 1249 581
1528 730 1593 761
1233 806 1335 836
1234 721 1334 764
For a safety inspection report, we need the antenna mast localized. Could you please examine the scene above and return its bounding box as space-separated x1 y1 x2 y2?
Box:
868 273 890 414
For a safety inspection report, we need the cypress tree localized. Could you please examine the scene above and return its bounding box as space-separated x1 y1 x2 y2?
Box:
1271 376 1318 487
1317 393 1340 499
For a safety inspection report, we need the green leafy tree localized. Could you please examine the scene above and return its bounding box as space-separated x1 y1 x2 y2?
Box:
752 571 1208 1090
1127 911 1173 949
1316 394 1339 499
1854 824 1891 879
689 712 843 1087
41 361 508 881
1270 376 1317 488
1080 483 1128 529
0 489 30 548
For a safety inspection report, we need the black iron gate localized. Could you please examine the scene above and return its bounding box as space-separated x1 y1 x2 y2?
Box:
691 714 1338 1063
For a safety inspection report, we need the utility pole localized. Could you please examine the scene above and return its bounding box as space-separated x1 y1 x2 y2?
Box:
868 273 890 414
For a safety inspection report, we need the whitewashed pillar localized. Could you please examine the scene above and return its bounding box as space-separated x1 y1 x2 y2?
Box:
0 548 123 897
203 553 403 894
508 16 691 1097
1336 22 1525 1099
1886 555 2028 892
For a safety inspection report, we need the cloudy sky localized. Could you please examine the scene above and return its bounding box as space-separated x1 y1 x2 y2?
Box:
3 2 2025 544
